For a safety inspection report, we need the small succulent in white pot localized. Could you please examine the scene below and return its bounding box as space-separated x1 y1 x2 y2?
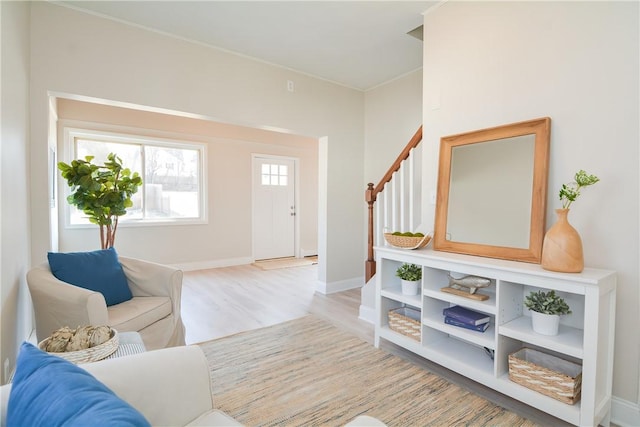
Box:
396 263 422 296
524 290 571 336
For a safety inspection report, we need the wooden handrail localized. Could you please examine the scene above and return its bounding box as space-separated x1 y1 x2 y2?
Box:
372 126 423 197
365 125 423 283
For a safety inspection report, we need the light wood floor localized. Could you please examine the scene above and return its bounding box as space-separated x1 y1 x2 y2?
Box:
182 263 370 345
182 263 571 426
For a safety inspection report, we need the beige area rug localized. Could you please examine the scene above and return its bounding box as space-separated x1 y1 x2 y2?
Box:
252 256 318 270
199 316 538 427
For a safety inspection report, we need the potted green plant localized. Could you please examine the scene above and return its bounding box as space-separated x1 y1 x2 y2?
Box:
396 263 422 295
58 153 143 249
524 290 572 336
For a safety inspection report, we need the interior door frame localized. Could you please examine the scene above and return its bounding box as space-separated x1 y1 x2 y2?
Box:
251 153 300 260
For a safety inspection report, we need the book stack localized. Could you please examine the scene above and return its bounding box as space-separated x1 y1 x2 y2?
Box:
442 305 491 332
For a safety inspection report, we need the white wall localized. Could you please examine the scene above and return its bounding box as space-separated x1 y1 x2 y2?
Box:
29 2 364 286
423 0 639 416
55 99 318 267
0 1 33 384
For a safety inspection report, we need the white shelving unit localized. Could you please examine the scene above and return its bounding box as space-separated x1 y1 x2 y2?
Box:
374 246 616 427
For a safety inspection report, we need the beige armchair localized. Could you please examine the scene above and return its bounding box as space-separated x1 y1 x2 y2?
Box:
27 256 186 350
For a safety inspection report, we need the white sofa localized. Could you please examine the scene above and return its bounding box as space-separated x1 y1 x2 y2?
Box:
0 345 239 426
0 345 384 426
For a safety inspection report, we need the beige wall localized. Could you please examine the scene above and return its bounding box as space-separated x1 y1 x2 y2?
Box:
364 69 423 184
56 99 319 266
29 3 365 288
423 0 639 414
1 1 32 384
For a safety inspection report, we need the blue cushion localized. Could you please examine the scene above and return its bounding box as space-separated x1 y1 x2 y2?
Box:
48 247 132 306
7 342 151 427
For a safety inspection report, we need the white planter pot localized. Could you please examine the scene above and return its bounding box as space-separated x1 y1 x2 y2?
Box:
401 279 420 296
530 310 560 336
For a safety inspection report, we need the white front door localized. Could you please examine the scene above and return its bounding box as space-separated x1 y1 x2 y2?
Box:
252 156 296 260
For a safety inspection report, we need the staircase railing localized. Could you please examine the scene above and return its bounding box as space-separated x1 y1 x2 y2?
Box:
365 126 423 282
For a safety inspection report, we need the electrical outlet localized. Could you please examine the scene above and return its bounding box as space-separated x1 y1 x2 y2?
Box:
4 358 9 382
287 80 295 92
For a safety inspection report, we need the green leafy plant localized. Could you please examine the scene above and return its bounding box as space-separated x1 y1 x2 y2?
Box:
559 170 600 209
524 290 572 315
58 153 143 249
396 263 422 282
391 231 425 237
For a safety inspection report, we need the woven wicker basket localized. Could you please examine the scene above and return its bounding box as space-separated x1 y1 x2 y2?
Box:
388 307 421 341
384 233 431 250
39 328 119 364
508 347 582 404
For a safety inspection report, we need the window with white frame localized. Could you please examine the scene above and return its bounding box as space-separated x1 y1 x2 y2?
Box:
64 128 206 225
261 163 288 186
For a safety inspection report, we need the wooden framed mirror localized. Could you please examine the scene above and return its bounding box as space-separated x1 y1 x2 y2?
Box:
434 117 551 263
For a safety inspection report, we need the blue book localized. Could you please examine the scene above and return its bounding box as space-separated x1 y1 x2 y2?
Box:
442 305 490 326
444 316 490 332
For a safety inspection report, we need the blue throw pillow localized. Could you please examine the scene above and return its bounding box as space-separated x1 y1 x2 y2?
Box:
7 342 151 427
48 247 132 306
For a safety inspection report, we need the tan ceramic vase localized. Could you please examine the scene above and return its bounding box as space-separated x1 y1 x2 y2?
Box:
541 209 584 273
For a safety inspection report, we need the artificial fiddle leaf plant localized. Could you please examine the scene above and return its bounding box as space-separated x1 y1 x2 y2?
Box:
58 153 143 249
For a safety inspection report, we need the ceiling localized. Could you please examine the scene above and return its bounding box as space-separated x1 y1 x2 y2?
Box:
57 1 437 91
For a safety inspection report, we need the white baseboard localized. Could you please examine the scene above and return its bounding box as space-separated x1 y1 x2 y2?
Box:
315 276 363 294
300 248 318 257
170 257 254 272
611 396 640 427
358 305 375 324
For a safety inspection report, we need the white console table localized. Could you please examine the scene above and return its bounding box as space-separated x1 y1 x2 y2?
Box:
374 246 616 427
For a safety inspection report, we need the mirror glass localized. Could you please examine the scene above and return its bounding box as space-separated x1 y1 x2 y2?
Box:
434 118 550 263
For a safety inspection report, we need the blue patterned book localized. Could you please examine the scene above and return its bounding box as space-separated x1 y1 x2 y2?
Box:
444 316 490 332
442 305 490 326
